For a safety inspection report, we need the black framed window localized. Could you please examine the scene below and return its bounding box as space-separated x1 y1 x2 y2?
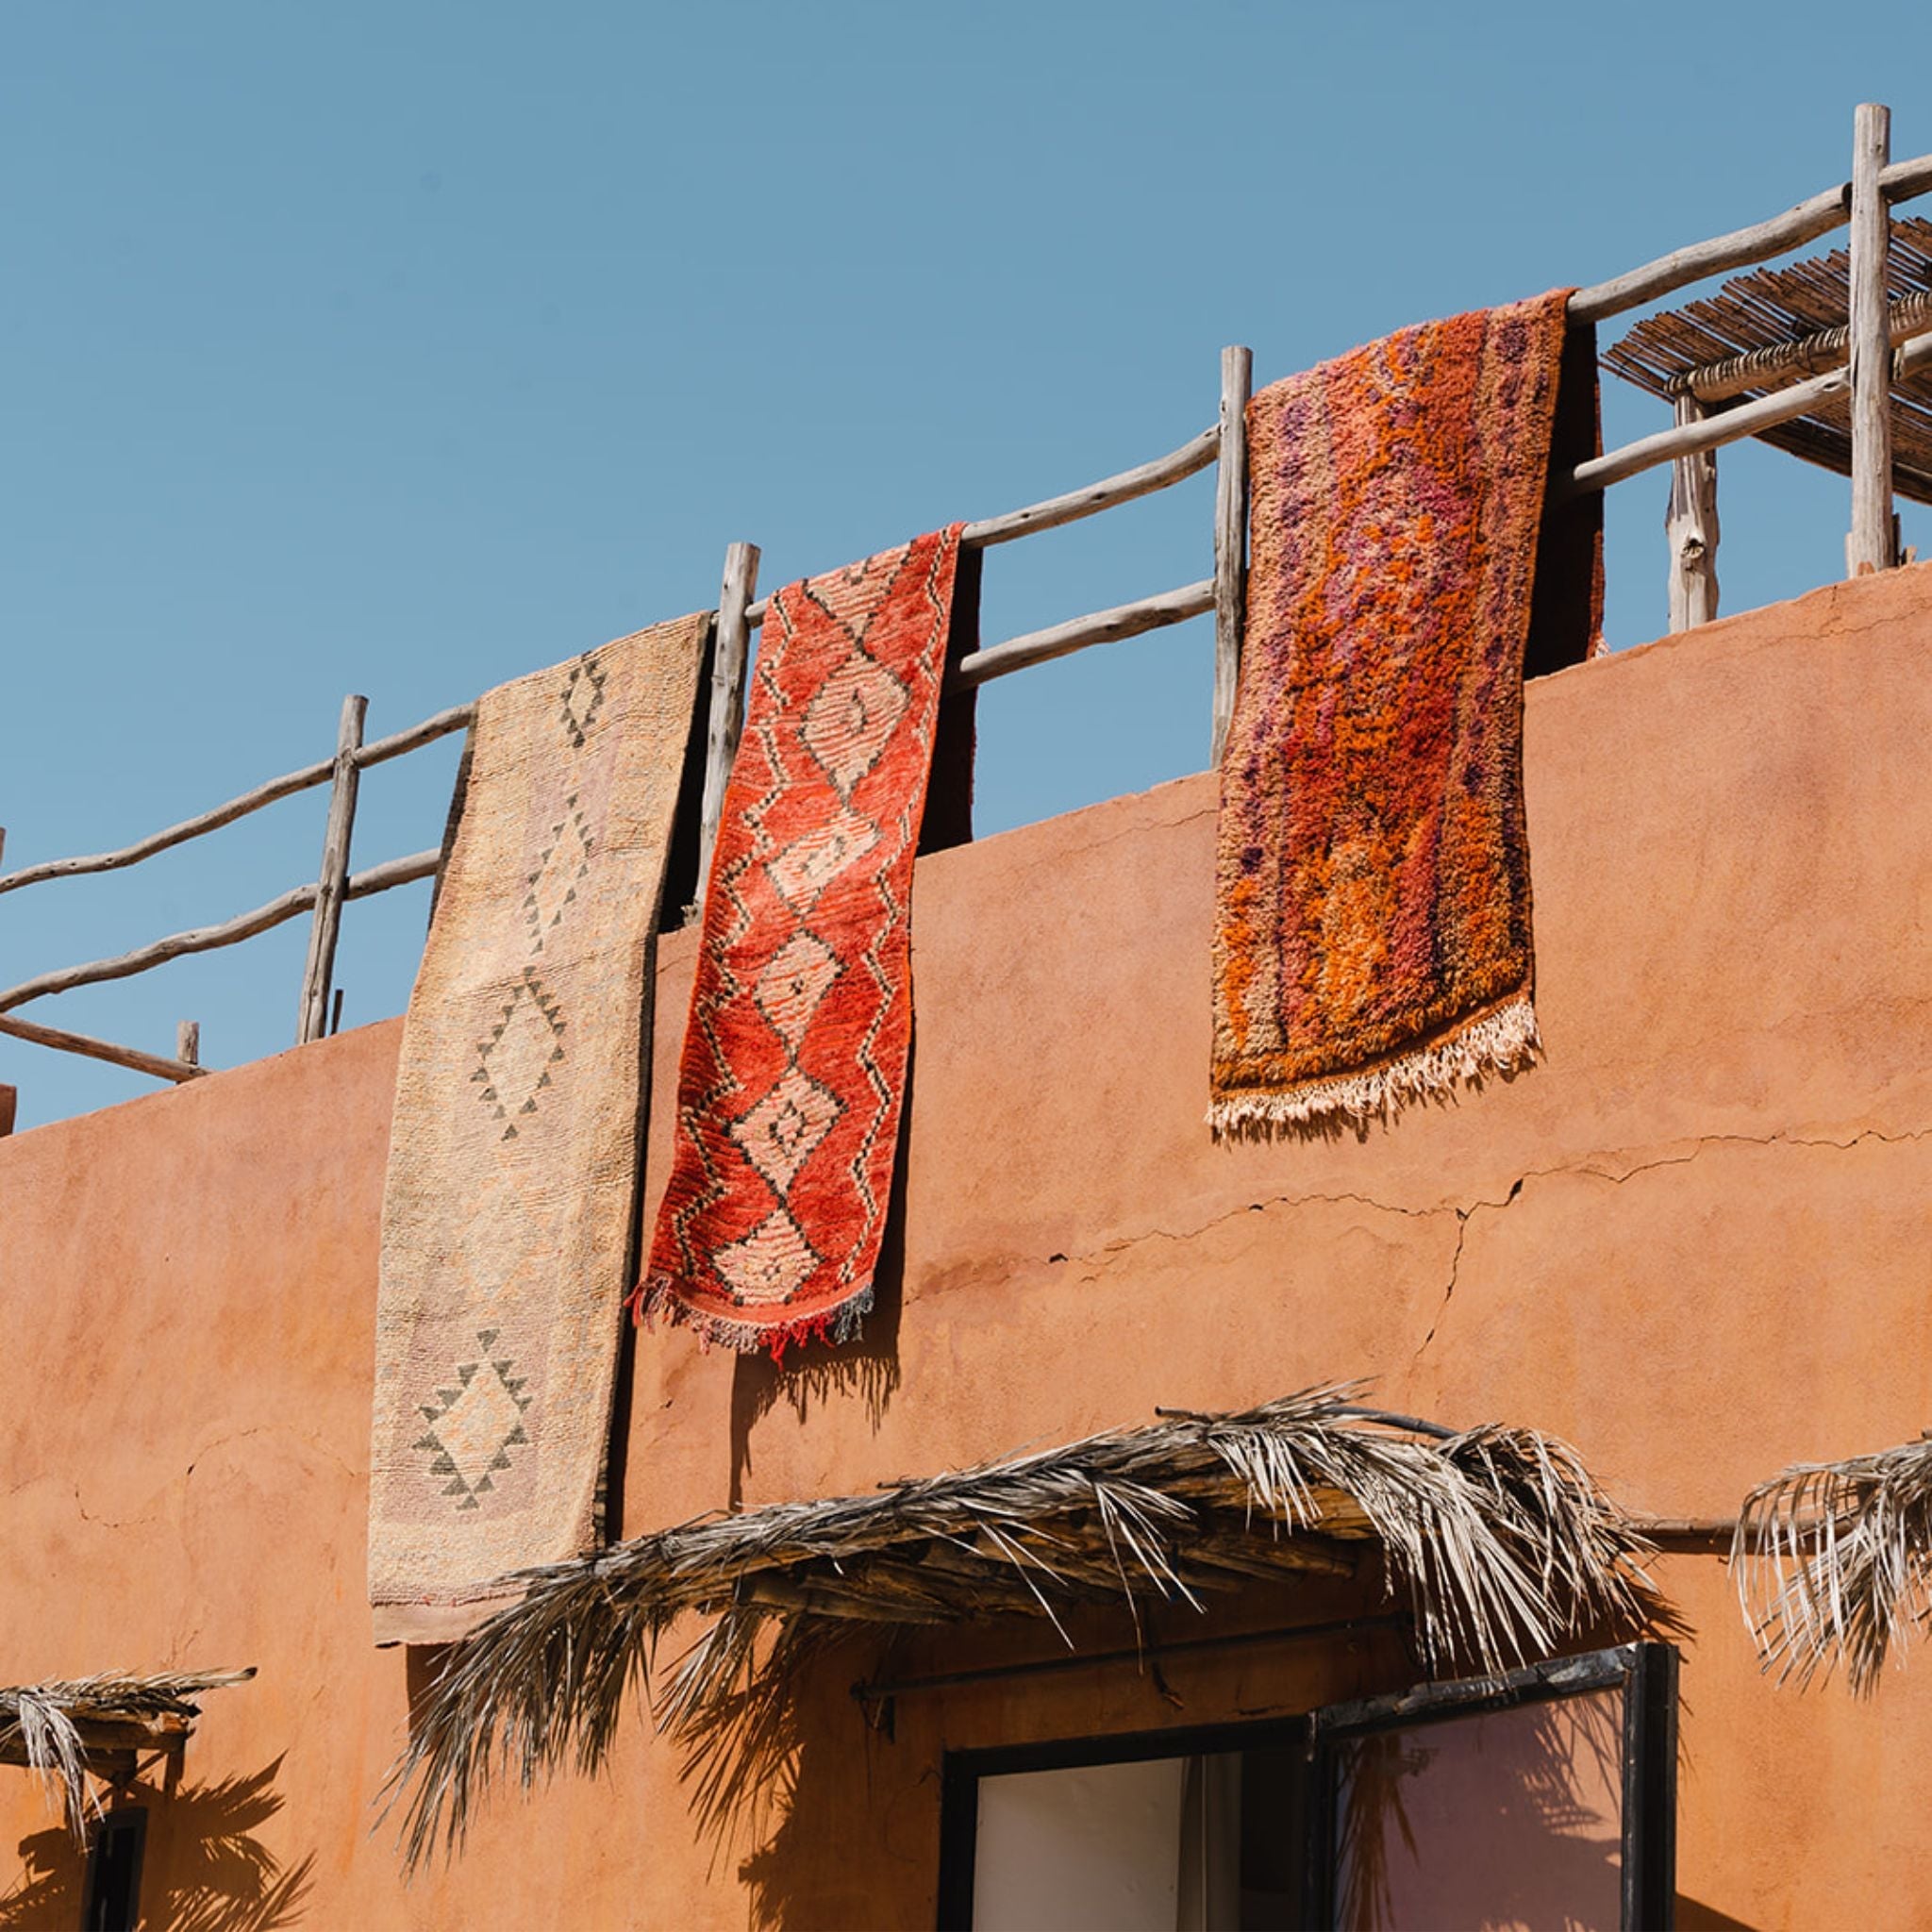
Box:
81 1806 147 1932
938 1642 1676 1932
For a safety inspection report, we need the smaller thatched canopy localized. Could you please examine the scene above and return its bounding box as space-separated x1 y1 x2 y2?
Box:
0 1668 256 1839
1604 215 1932 502
386 1386 1650 1867
1736 1436 1932 1692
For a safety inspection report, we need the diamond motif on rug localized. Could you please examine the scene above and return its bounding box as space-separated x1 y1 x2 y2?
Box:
726 1064 844 1193
638 529 963 1356
471 969 566 1140
412 1327 534 1512
752 931 843 1050
523 795 594 954
710 1208 823 1306
801 653 911 801
763 808 881 912
558 653 608 748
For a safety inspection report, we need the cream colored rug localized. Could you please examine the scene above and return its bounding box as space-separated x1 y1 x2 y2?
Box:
369 613 708 1645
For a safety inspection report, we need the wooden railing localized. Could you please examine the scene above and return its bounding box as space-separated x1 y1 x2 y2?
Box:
0 345 1254 1089
4 102 1927 1096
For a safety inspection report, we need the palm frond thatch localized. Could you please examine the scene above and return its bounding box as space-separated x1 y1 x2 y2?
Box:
1735 1434 1932 1691
383 1385 1650 1869
0 1668 257 1840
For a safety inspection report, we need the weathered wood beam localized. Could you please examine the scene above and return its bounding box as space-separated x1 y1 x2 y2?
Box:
735 433 1221 636
1210 345 1252 767
0 759 334 896
0 849 436 1014
0 883 319 1011
0 701 472 899
1677 287 1932 404
352 701 475 771
948 579 1215 691
1666 394 1721 632
176 1020 201 1067
1567 325 1932 498
695 541 759 918
1848 103 1898 576
296 695 367 1045
344 848 441 898
0 1012 208 1085
960 425 1220 550
1569 145 1932 324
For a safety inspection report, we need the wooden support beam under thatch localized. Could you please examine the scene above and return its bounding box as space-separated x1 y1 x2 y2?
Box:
0 1669 256 1840
381 1385 1652 1870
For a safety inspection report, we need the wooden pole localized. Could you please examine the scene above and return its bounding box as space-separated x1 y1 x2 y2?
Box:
175 1021 200 1068
1569 146 1932 325
960 426 1219 549
1211 344 1252 767
695 542 759 918
949 579 1215 690
1677 286 1932 404
0 700 470 899
0 846 437 1013
296 694 367 1045
1848 102 1897 576
0 1011 207 1085
1666 394 1721 631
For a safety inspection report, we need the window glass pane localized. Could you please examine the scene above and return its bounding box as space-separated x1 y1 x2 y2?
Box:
973 1757 1187 1931
1333 1689 1624 1932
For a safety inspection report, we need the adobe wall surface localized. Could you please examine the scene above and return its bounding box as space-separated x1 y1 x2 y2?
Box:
3 565 1931 1927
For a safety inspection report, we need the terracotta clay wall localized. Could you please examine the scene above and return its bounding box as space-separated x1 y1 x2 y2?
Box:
4 566 1932 1929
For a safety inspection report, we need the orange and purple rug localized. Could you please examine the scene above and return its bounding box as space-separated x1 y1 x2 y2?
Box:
1211 290 1598 1136
639 528 967 1357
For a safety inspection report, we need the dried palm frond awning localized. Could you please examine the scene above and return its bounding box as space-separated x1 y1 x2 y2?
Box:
1604 215 1932 502
386 1386 1652 1867
1736 1435 1932 1692
0 1668 257 1840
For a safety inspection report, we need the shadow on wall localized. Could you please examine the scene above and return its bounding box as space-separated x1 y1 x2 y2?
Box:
0 1758 315 1931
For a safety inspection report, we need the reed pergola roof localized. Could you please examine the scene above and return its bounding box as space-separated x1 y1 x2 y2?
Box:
0 1668 256 1839
1735 1435 1932 1693
385 1386 1652 1867
1604 216 1932 503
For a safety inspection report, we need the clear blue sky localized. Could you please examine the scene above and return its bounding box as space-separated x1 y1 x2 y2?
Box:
3 2 1923 1128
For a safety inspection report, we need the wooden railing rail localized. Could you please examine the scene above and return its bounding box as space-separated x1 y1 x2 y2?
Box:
1567 144 1932 323
0 702 472 898
0 849 440 1017
1570 107 1924 630
693 347 1252 911
10 113 1932 1093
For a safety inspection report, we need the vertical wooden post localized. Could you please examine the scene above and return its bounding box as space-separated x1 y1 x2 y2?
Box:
296 693 367 1044
1210 345 1253 767
694 541 759 917
175 1021 200 1068
1666 394 1721 631
1848 101 1896 576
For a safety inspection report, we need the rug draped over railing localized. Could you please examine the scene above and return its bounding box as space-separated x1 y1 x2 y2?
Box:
368 615 708 1647
1210 290 1601 1135
639 527 968 1357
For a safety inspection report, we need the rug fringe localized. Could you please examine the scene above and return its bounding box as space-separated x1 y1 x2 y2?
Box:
631 1274 873 1364
1209 995 1540 1141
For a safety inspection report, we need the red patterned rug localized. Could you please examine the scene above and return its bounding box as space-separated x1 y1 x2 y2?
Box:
639 528 966 1356
1211 291 1600 1136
